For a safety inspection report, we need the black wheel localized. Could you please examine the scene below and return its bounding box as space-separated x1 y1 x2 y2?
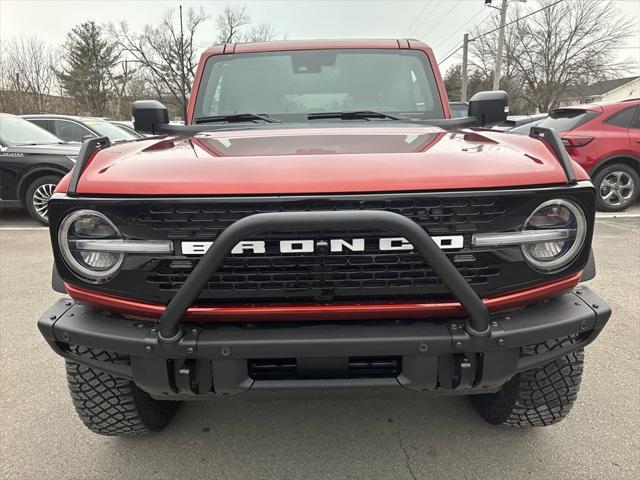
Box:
65 346 180 436
25 175 61 225
593 163 639 212
470 338 584 427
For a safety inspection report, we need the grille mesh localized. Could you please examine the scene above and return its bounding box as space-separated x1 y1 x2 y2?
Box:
147 253 500 300
138 197 507 239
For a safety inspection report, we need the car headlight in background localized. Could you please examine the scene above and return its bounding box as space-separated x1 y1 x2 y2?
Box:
58 210 172 282
472 199 587 272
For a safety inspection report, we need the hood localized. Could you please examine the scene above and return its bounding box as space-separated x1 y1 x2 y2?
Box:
6 143 81 156
62 126 588 196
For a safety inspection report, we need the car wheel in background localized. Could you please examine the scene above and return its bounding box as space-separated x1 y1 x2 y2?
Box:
25 175 61 225
593 163 639 212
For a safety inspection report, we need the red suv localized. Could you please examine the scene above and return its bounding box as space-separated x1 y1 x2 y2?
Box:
537 99 640 211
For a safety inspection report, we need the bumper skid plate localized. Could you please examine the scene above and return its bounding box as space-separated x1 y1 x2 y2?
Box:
39 287 610 399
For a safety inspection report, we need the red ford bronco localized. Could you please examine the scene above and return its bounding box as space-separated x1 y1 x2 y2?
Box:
38 40 610 436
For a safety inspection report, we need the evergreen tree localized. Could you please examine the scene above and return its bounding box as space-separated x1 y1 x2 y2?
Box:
58 21 119 116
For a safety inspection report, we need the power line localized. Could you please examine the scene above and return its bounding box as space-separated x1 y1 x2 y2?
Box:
438 0 566 64
409 1 450 40
438 44 464 65
421 0 464 39
433 7 494 51
402 0 436 37
469 0 565 42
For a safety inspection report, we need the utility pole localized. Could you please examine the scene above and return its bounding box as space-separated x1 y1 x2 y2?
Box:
493 0 509 90
460 33 469 102
179 4 187 121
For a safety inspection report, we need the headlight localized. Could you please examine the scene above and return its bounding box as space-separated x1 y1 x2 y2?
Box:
521 199 587 271
58 210 124 282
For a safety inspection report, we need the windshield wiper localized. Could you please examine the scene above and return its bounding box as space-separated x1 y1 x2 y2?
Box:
194 113 281 124
307 110 410 121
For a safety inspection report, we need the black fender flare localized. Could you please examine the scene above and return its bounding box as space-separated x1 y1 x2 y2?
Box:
52 263 66 293
580 249 596 282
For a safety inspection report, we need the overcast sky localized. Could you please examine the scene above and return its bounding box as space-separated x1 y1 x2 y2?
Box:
1 0 639 75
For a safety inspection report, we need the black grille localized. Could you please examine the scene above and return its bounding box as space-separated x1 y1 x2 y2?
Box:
147 252 500 303
248 356 402 380
137 196 506 304
137 197 507 239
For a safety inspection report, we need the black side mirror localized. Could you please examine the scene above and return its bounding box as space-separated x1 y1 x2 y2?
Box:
132 100 169 134
468 91 509 126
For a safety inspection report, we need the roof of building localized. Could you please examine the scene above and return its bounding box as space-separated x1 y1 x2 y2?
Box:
562 76 640 100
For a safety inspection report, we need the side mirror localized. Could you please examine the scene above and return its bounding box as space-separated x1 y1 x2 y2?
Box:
81 135 94 142
468 90 509 126
132 100 169 134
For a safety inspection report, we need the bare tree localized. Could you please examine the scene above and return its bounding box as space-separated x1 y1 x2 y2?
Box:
2 36 57 113
106 60 139 120
216 5 250 43
469 0 633 112
469 12 527 112
509 0 633 111
244 23 277 43
109 6 208 119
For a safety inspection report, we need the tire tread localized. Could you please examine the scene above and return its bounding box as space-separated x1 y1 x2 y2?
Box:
471 337 584 427
65 346 178 436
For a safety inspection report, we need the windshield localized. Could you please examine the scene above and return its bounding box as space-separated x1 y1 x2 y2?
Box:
0 115 63 146
83 119 139 142
194 49 444 121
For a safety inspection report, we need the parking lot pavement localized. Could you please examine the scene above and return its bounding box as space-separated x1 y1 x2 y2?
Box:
1 211 638 480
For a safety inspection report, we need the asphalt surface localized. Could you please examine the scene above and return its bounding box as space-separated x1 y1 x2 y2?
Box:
1 208 639 480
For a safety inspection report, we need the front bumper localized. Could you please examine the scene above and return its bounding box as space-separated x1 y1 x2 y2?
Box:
39 286 610 400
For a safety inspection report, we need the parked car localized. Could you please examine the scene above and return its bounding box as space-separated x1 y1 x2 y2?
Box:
537 99 640 211
22 115 142 144
508 118 545 135
449 101 468 118
0 113 78 224
109 120 146 138
493 113 548 131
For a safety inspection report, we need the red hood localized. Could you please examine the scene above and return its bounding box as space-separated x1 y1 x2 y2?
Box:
58 126 588 195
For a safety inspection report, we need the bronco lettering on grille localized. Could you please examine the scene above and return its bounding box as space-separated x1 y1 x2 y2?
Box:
181 236 464 256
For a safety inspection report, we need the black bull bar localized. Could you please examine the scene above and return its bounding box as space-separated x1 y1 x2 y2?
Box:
157 210 491 341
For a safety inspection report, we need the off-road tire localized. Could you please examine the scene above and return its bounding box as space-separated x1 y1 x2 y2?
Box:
593 163 639 212
25 174 61 225
470 338 584 427
65 346 180 436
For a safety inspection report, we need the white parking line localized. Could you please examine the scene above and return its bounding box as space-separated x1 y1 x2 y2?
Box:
0 227 48 231
595 213 640 219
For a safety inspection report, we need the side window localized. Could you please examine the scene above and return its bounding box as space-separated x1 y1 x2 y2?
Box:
630 107 640 129
29 119 54 133
605 106 636 129
54 120 93 142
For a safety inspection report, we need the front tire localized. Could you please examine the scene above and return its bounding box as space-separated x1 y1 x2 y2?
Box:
65 346 180 436
470 338 584 427
593 163 639 212
25 175 61 225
